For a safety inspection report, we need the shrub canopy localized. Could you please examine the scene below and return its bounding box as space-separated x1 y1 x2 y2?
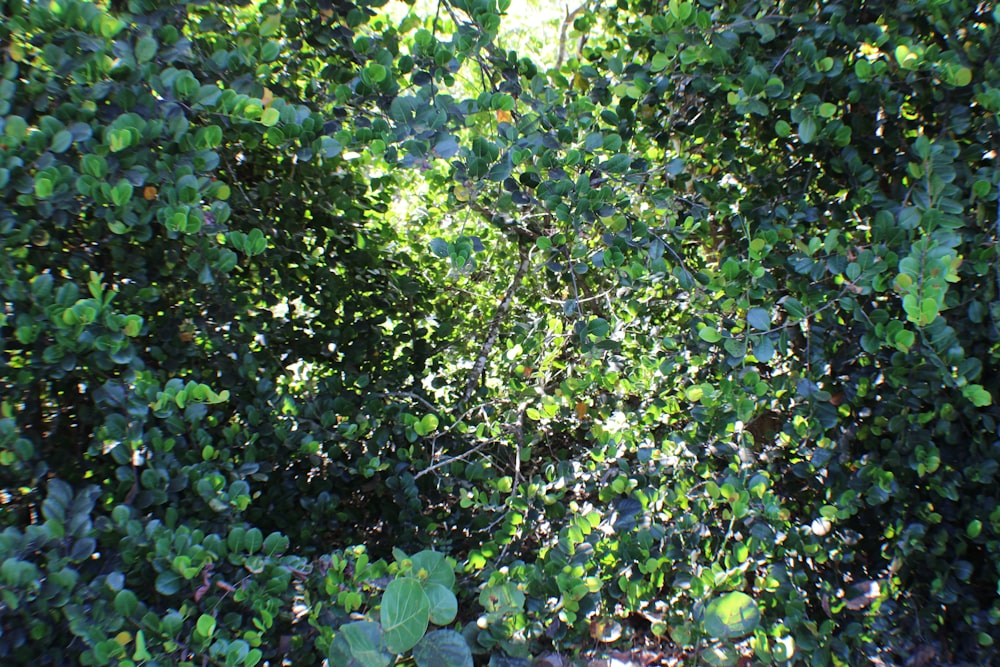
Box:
1 0 999 665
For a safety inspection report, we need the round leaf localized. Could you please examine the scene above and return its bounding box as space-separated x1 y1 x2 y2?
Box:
410 550 454 589
424 583 457 625
261 108 280 127
328 621 392 667
412 629 473 667
154 571 182 596
703 591 761 639
381 577 430 653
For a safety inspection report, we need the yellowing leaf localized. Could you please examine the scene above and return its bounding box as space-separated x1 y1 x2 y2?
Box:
115 631 132 646
496 109 513 123
453 183 471 202
261 87 274 107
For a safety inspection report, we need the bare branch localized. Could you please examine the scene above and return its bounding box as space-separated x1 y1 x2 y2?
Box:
556 2 590 70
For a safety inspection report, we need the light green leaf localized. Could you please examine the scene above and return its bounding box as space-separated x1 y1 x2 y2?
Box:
34 176 53 199
261 107 280 127
196 614 216 638
703 591 760 639
699 327 722 343
260 13 281 37
963 384 993 407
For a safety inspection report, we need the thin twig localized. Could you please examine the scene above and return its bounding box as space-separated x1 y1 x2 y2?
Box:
461 238 531 404
373 391 439 413
413 440 490 479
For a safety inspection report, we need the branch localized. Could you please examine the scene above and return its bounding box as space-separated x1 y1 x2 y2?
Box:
556 2 590 70
461 238 531 404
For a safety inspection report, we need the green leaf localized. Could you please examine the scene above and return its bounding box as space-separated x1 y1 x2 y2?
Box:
430 238 450 258
424 583 457 625
99 15 125 37
781 297 806 320
410 550 455 589
893 328 915 352
972 179 992 199
586 318 609 338
414 414 439 437
320 136 342 158
798 116 818 144
491 93 515 111
954 67 972 87
895 44 919 69
701 644 739 667
34 176 53 199
699 327 722 343
817 102 837 118
381 577 430 653
746 308 771 331
260 13 281 37
412 630 473 667
753 335 775 362
479 583 525 613
247 228 267 255
366 63 387 83
261 107 280 127
134 630 153 661
196 614 216 638
136 36 158 63
111 180 134 207
603 154 631 172
963 384 993 407
584 132 603 152
50 130 73 153
329 621 392 667
245 528 263 553
154 571 182 596
82 154 108 178
263 532 289 556
4 115 27 141
703 591 760 639
114 589 138 617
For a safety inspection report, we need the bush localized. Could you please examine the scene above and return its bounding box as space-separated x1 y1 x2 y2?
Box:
1 0 999 665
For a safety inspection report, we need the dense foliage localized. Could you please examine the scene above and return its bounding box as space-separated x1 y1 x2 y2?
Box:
1 0 998 665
